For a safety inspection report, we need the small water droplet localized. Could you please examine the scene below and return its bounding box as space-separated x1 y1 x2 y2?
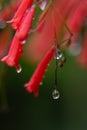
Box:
21 40 26 44
56 53 63 60
40 82 43 85
54 49 63 60
16 65 22 73
52 89 60 100
39 0 47 10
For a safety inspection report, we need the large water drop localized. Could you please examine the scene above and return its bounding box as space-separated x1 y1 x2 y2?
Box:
52 89 60 100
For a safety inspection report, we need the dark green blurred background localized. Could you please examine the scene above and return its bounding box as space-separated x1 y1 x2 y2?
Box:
0 53 87 130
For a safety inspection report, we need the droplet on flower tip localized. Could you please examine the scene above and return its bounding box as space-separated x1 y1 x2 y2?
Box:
16 65 22 73
52 89 60 100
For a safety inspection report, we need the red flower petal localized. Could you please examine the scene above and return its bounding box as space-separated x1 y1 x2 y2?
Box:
7 0 34 30
24 46 55 96
16 5 35 41
1 35 23 67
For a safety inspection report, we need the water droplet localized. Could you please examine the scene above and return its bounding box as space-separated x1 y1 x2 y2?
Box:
52 89 60 100
54 49 63 60
21 40 26 44
40 82 43 85
16 65 22 73
56 53 63 60
39 0 47 10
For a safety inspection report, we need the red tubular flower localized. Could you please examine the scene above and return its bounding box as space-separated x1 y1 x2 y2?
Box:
0 1 19 21
68 3 87 43
1 35 23 67
1 0 87 98
24 46 55 96
1 3 35 68
16 5 35 41
7 0 34 30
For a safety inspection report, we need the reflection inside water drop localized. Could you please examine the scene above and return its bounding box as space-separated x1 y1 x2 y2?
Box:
54 49 63 60
56 53 63 60
16 65 22 73
21 40 26 44
52 89 60 100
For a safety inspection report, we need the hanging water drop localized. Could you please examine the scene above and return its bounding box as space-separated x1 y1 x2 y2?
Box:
54 49 63 60
56 53 63 60
52 89 60 100
58 57 66 67
16 65 22 73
